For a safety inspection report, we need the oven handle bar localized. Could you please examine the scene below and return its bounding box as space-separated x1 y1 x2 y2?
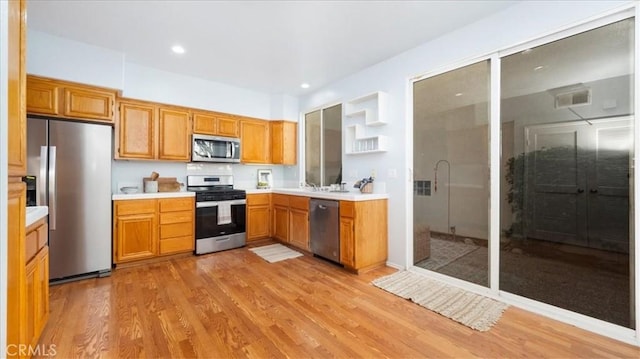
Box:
196 200 247 208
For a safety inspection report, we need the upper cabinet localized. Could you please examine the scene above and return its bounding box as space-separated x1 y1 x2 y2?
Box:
158 107 191 161
26 75 117 124
270 120 297 165
115 99 192 162
240 117 271 164
193 110 239 138
8 0 26 177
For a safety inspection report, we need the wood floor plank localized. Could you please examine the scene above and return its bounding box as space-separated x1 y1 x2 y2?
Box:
36 244 640 358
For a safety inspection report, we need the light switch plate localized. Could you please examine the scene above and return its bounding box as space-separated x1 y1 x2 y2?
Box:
388 168 397 178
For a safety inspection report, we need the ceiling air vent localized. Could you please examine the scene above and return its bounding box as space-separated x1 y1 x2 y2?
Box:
554 88 591 109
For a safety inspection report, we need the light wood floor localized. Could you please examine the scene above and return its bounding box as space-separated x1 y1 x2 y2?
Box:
38 243 640 358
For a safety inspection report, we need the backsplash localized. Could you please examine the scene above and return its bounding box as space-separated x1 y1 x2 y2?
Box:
111 160 294 193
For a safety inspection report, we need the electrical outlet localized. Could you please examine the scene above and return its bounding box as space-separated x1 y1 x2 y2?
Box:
371 169 377 179
349 170 358 178
388 168 397 178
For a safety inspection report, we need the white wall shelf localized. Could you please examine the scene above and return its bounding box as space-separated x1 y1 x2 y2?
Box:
344 91 387 127
345 124 388 155
344 91 388 154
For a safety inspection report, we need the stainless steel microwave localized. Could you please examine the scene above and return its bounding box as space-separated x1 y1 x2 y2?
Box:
192 134 241 163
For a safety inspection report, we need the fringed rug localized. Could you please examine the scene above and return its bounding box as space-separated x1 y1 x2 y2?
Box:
372 271 508 331
249 243 303 263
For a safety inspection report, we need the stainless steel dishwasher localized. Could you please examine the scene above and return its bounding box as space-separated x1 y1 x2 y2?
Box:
309 199 340 262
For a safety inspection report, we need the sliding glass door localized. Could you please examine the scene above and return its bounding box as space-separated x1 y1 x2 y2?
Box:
413 60 490 287
500 18 635 328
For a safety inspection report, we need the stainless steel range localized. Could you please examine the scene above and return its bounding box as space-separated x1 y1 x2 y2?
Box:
187 175 246 254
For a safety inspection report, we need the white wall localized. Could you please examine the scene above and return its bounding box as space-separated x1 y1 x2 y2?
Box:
0 1 9 356
298 0 632 268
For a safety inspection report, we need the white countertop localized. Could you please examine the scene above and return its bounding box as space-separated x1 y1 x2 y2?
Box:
245 188 389 201
26 206 48 227
112 191 195 200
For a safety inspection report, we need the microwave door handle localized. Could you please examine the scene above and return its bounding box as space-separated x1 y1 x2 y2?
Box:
231 142 235 159
228 142 232 158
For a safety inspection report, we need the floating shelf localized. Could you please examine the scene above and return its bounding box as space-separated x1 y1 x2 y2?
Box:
344 91 387 127
344 91 389 155
345 124 388 155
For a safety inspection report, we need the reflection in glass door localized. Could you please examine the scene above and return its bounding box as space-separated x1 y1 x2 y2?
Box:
500 18 634 328
413 60 490 287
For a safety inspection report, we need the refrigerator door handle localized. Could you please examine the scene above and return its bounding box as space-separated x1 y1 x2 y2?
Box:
49 146 57 230
39 146 48 206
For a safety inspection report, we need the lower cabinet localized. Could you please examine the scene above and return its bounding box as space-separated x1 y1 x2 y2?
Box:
272 194 289 242
247 193 271 241
339 199 388 273
113 197 194 264
288 196 309 250
24 218 50 351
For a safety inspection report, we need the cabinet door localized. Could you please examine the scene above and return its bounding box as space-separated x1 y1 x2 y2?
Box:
36 246 49 336
8 182 26 351
271 121 297 165
24 256 37 349
158 107 191 161
193 111 217 135
289 209 309 250
217 115 239 138
247 205 271 241
240 119 270 164
114 213 158 263
117 101 156 159
26 76 59 116
272 205 289 242
340 217 356 268
8 0 26 177
63 85 115 122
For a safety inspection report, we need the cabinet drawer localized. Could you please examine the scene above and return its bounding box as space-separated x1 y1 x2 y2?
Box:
272 194 289 207
25 228 38 262
289 195 309 211
340 201 355 218
159 197 194 212
160 236 194 255
247 193 270 206
160 211 193 225
115 199 156 216
160 222 193 239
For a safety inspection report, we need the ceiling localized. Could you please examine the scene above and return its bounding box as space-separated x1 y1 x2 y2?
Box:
27 1 518 97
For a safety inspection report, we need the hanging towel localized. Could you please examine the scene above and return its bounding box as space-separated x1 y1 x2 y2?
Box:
217 201 232 225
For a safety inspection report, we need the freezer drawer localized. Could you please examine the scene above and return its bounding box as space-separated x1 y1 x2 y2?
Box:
309 199 340 262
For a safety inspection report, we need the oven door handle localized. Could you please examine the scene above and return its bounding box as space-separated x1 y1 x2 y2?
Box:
196 200 247 208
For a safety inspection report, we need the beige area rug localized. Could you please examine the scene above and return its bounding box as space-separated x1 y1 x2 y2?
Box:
249 243 303 263
372 271 508 331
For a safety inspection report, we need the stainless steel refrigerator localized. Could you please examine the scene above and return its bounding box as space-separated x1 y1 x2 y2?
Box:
27 117 112 282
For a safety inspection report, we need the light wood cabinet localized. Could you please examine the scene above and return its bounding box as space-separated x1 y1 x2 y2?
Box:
8 0 26 178
158 197 194 255
272 194 289 242
240 118 271 164
24 243 49 349
116 99 192 162
8 182 26 356
247 193 271 241
193 110 239 138
289 196 310 251
339 199 388 273
116 100 156 159
26 75 116 123
113 200 158 263
158 107 191 161
271 121 297 165
113 197 194 264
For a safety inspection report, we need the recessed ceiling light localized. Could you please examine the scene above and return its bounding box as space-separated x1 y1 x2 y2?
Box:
171 45 185 54
300 83 310 89
455 92 463 97
534 66 544 71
